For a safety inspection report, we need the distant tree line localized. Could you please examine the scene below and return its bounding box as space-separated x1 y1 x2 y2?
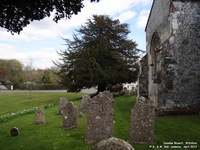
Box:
0 59 63 90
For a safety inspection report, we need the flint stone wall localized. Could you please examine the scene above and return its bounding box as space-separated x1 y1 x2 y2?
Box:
130 97 155 143
62 101 78 130
138 54 148 98
85 91 114 144
144 0 200 115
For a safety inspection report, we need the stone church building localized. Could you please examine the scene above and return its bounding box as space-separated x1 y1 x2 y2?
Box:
138 0 200 115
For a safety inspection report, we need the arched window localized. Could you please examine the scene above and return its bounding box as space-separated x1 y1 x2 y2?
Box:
150 33 161 78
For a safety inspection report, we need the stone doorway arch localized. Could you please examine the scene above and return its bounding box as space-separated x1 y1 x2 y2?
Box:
149 32 161 108
150 32 161 81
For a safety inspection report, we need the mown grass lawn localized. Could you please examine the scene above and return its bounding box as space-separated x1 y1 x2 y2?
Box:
0 91 86 116
0 92 199 150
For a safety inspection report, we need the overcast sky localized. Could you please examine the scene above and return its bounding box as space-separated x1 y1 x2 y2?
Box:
0 0 153 69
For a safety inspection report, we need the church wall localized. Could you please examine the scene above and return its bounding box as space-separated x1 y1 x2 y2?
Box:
166 1 200 111
145 0 200 114
146 0 172 109
138 54 148 98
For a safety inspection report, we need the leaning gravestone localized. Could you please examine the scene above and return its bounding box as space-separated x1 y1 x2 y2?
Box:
80 95 91 111
59 97 68 114
34 109 45 124
85 91 114 144
10 127 19 136
129 96 155 143
93 137 135 150
62 101 78 130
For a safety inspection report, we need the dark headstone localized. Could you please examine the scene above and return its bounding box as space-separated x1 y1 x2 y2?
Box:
10 127 19 136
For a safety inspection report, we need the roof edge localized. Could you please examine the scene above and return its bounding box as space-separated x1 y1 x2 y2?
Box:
145 0 155 32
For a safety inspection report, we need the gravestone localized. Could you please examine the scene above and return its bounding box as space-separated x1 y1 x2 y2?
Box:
129 97 155 143
78 112 84 118
10 127 19 136
59 97 68 114
85 91 114 144
62 101 78 130
93 137 135 150
35 109 45 124
80 95 91 111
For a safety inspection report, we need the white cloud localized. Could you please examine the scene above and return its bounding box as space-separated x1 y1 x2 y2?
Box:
0 43 59 69
0 0 152 42
0 28 30 42
0 0 153 68
24 48 59 69
136 9 150 28
0 44 17 57
17 48 59 69
136 0 153 6
116 10 137 22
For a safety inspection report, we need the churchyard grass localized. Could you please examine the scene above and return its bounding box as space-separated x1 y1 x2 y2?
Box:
0 92 200 150
0 92 85 116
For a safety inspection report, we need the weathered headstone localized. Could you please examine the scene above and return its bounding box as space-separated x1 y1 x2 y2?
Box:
34 109 45 124
10 127 19 136
59 97 68 114
85 91 114 144
93 137 135 150
62 101 78 130
129 97 155 143
78 112 84 118
80 95 91 111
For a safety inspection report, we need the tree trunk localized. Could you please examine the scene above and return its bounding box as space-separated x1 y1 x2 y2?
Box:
97 82 106 93
29 84 32 100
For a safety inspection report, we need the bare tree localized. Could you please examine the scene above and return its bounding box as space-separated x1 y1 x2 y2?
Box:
24 58 34 100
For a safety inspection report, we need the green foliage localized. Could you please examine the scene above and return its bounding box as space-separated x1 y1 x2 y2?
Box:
56 15 139 92
0 59 25 87
30 68 60 85
107 84 123 92
23 67 62 90
0 58 62 90
0 0 91 34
